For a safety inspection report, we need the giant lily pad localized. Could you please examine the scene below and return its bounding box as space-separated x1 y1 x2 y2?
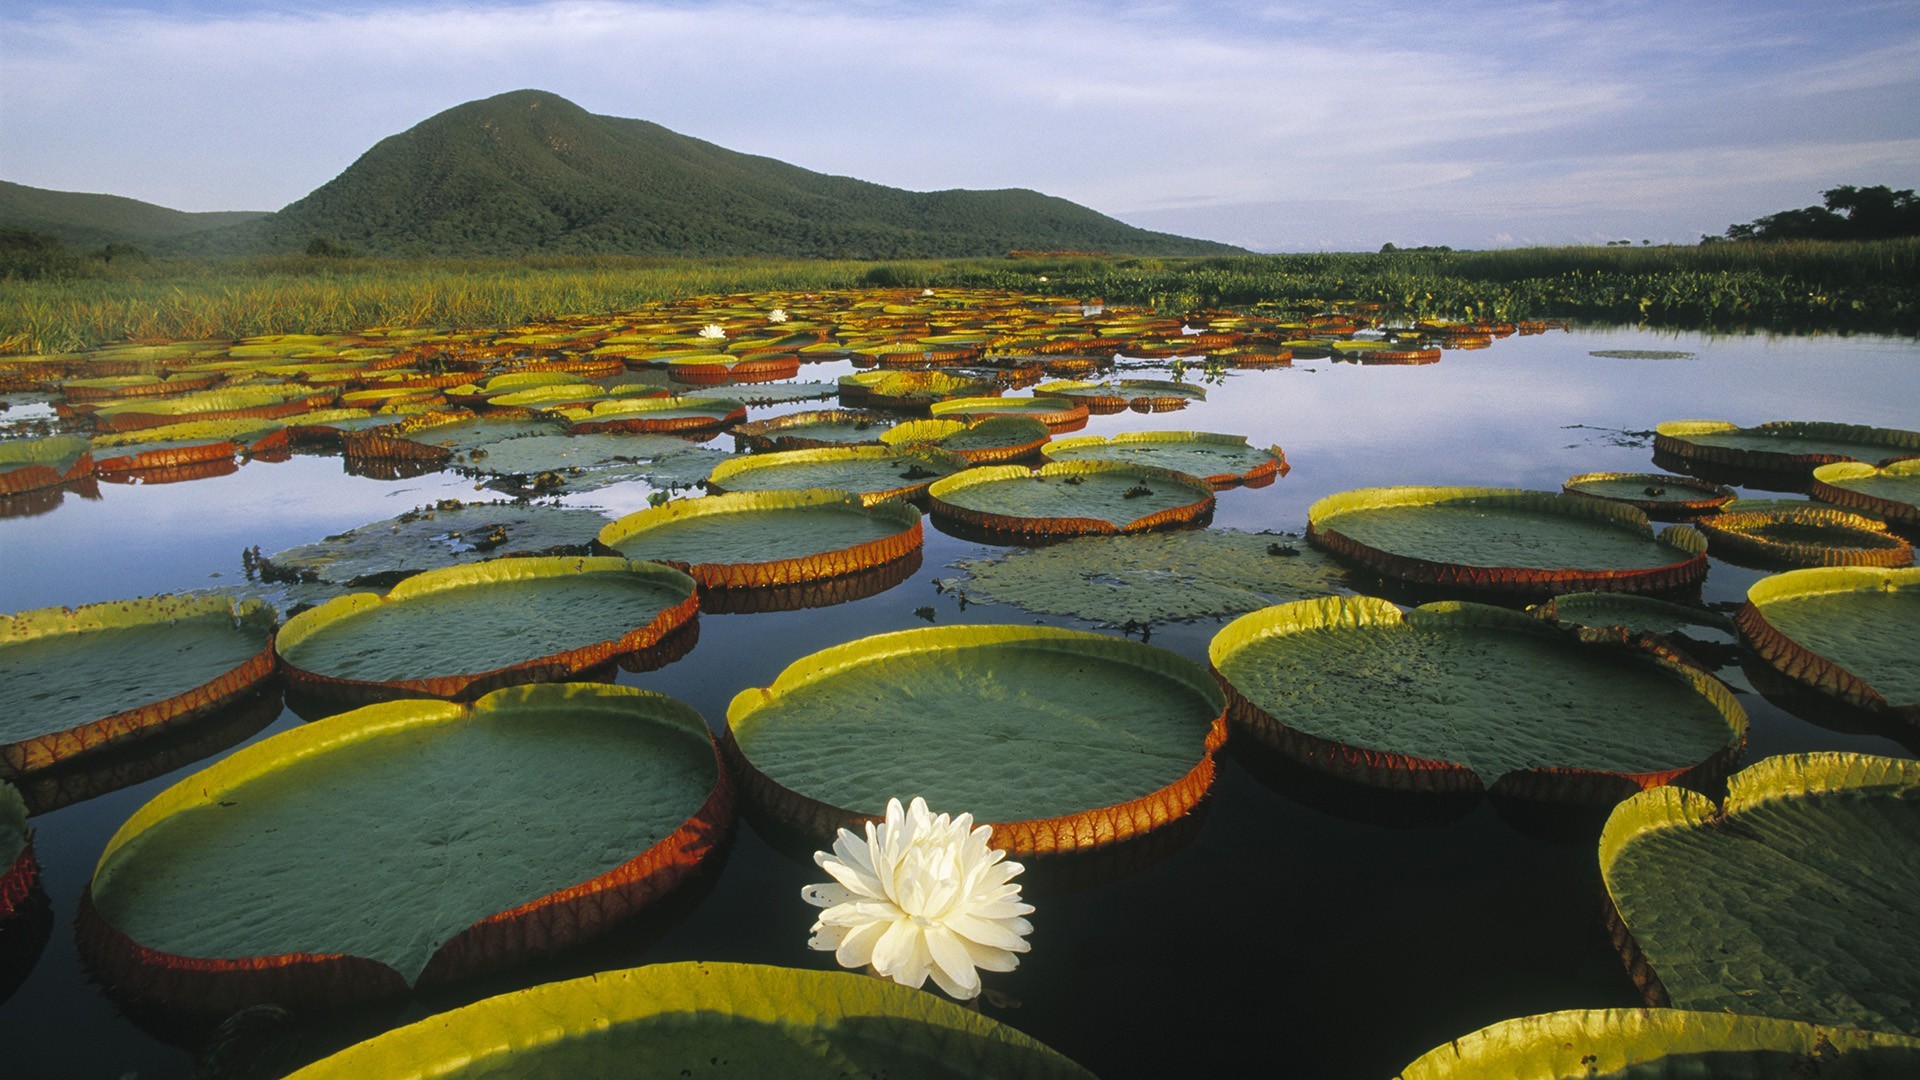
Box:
928 395 1089 430
342 412 562 464
1697 507 1913 568
276 556 697 703
1811 459 1920 528
258 501 611 585
1655 420 1920 477
706 446 967 506
283 961 1092 1079
558 395 746 434
1306 486 1708 596
1210 597 1746 800
76 683 733 1011
881 415 1051 464
838 370 998 409
732 409 891 452
0 436 92 496
467 432 728 495
597 490 922 590
1042 431 1287 488
1562 471 1736 519
89 386 336 433
1 596 277 777
1396 1008 1920 1079
1600 753 1920 1033
1529 592 1740 671
1033 379 1204 412
928 461 1215 540
89 420 287 473
948 528 1350 626
724 625 1227 856
1737 566 1919 722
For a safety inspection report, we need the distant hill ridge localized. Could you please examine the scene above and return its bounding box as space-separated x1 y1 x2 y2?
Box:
4 90 1238 258
0 181 269 248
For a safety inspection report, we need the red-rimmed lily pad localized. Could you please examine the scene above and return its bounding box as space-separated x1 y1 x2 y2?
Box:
1041 431 1287 488
1600 752 1920 1033
558 395 746 434
1812 459 1920 528
1032 379 1205 412
928 395 1089 431
88 386 337 433
724 624 1227 857
0 436 92 496
1737 566 1919 722
282 961 1093 1079
838 370 999 410
90 420 287 473
1562 471 1736 519
276 557 696 704
1697 507 1913 568
880 415 1052 465
0 595 277 777
927 461 1215 540
706 446 967 506
1395 1008 1920 1079
1210 596 1746 801
1655 420 1920 477
1307 486 1709 596
75 683 733 1012
597 490 922 590
732 409 891 452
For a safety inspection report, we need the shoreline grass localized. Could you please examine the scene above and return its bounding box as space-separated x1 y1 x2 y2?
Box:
3 240 1915 354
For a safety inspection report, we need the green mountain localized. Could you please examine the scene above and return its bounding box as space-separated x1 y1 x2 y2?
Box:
0 180 269 248
247 89 1240 258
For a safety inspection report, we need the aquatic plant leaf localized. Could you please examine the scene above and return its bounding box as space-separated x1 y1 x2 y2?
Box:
79 684 731 1008
0 435 92 495
1698 507 1912 568
1588 349 1696 360
1530 592 1737 642
597 489 922 589
275 557 697 702
262 502 612 584
950 528 1348 625
733 409 891 452
725 625 1226 856
707 446 966 505
1396 1008 1920 1079
1811 459 1920 527
1 781 33 920
928 461 1215 538
729 381 842 406
1600 753 1920 1033
881 415 1051 464
1655 420 1920 476
0 596 277 776
1042 431 1286 487
1307 486 1707 595
1737 567 1919 720
90 419 287 472
1210 597 1745 799
1562 471 1735 518
283 961 1093 1079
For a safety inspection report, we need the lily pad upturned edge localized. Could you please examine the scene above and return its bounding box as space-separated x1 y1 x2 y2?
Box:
1697 507 1914 568
596 489 924 590
1736 566 1919 721
74 683 735 1014
926 461 1217 540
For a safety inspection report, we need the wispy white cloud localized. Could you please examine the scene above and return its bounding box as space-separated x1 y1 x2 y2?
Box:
1 0 1915 249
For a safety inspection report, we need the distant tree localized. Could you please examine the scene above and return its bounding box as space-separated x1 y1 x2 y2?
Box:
1723 185 1920 241
305 235 356 257
0 227 79 280
1379 242 1398 253
92 242 149 264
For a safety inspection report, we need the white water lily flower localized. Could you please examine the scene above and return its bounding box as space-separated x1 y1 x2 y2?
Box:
698 323 726 339
768 308 788 323
802 796 1033 1000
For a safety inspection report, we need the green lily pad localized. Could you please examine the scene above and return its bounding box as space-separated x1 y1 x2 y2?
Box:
707 446 967 506
732 409 890 452
283 961 1093 1079
1697 507 1912 568
725 624 1226 856
928 461 1215 538
1042 432 1286 488
1307 486 1708 596
1563 471 1736 518
79 684 731 1007
731 382 841 406
838 370 997 409
90 420 287 472
1737 567 1919 720
928 395 1088 429
1600 753 1920 1033
275 557 697 702
1655 420 1920 476
1812 459 1920 527
1210 597 1746 799
597 490 922 590
949 528 1350 626
89 386 335 432
1033 379 1205 410
1396 1008 1920 1079
0 595 277 776
347 414 567 462
259 501 610 586
1530 591 1738 643
0 435 92 495
881 415 1052 464
467 433 730 494
558 395 746 434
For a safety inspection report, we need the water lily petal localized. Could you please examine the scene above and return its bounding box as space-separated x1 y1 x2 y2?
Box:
834 917 888 970
925 926 983 999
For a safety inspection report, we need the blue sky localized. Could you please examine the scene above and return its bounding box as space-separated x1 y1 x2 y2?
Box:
3 0 1916 251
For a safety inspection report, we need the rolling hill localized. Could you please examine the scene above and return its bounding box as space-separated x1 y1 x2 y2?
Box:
0 181 268 248
2 90 1237 259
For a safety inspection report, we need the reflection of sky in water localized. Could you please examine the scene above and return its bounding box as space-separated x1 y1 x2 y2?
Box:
2 325 1918 1079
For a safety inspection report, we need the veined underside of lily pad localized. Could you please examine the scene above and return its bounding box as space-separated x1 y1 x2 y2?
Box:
275 556 698 703
596 489 923 590
1210 596 1746 801
1600 752 1920 1034
0 595 277 777
89 419 288 473
0 436 92 496
76 684 733 1013
1307 486 1708 596
724 624 1227 857
283 961 1094 1079
1736 566 1919 721
1395 1007 1920 1079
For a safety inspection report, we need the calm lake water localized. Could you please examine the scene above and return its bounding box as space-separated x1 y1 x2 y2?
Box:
2 323 1916 1078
